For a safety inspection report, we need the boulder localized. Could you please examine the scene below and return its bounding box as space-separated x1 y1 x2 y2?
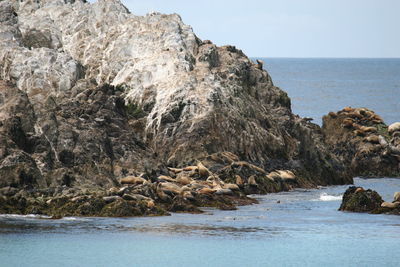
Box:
339 186 383 213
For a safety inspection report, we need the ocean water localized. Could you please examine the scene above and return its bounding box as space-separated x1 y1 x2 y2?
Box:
261 58 400 125
1 178 400 267
1 59 400 266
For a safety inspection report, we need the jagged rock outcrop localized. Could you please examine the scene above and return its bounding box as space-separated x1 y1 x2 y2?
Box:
322 107 400 177
339 186 400 215
0 0 352 217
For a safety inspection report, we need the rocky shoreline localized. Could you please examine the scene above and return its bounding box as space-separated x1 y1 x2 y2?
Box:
0 0 399 218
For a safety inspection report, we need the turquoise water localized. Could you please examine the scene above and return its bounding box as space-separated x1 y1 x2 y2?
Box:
261 58 400 125
1 178 400 266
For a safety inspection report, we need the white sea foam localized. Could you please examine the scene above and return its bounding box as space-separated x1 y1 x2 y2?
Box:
318 193 343 201
0 214 52 219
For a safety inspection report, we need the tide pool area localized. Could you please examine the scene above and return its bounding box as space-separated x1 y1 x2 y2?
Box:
1 178 399 267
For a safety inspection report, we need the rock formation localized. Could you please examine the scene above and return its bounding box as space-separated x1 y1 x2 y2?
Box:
339 187 400 215
322 107 400 177
0 0 354 217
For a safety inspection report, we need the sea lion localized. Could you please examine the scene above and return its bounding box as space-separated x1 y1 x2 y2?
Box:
277 170 296 181
364 135 380 144
120 176 147 185
181 190 195 200
342 106 354 113
220 151 239 163
347 111 363 119
157 175 176 182
147 200 155 209
381 202 400 209
388 122 400 133
197 162 210 177
352 123 362 130
223 183 240 191
235 175 243 185
360 126 377 133
160 182 182 195
328 111 337 118
176 175 192 185
183 166 198 172
394 192 400 202
342 118 354 128
198 187 216 195
248 175 257 186
355 187 364 193
266 171 280 180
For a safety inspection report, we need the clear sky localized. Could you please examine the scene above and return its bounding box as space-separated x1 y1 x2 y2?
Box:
95 0 400 58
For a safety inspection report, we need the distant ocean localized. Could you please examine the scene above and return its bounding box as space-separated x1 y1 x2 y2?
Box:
260 58 400 125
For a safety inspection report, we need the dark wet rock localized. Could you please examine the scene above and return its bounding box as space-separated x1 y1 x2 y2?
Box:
339 186 383 213
339 186 400 215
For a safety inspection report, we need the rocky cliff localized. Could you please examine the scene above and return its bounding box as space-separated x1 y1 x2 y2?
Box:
0 0 352 217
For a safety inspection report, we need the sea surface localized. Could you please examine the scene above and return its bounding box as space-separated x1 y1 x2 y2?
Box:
1 59 400 266
261 58 400 125
1 178 400 267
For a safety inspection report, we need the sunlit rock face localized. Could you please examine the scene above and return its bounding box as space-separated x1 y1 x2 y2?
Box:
0 0 351 196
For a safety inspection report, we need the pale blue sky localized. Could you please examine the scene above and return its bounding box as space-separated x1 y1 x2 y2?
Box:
93 0 400 58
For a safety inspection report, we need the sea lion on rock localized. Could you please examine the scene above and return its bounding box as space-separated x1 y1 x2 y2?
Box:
197 162 210 177
158 175 176 182
388 122 400 134
147 200 155 209
266 171 280 180
381 202 400 209
235 175 243 186
394 192 400 202
277 170 296 181
342 107 354 113
120 176 147 185
364 135 380 144
223 183 240 191
347 111 363 119
220 152 239 163
160 182 182 195
360 126 377 133
355 187 364 193
328 111 337 118
175 175 192 185
342 118 354 128
248 175 257 186
183 166 198 172
198 187 216 195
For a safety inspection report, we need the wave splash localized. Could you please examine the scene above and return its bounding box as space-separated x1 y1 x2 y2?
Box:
318 193 343 201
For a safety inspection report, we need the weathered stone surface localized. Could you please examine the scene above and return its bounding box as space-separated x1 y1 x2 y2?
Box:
0 0 355 217
323 107 400 177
